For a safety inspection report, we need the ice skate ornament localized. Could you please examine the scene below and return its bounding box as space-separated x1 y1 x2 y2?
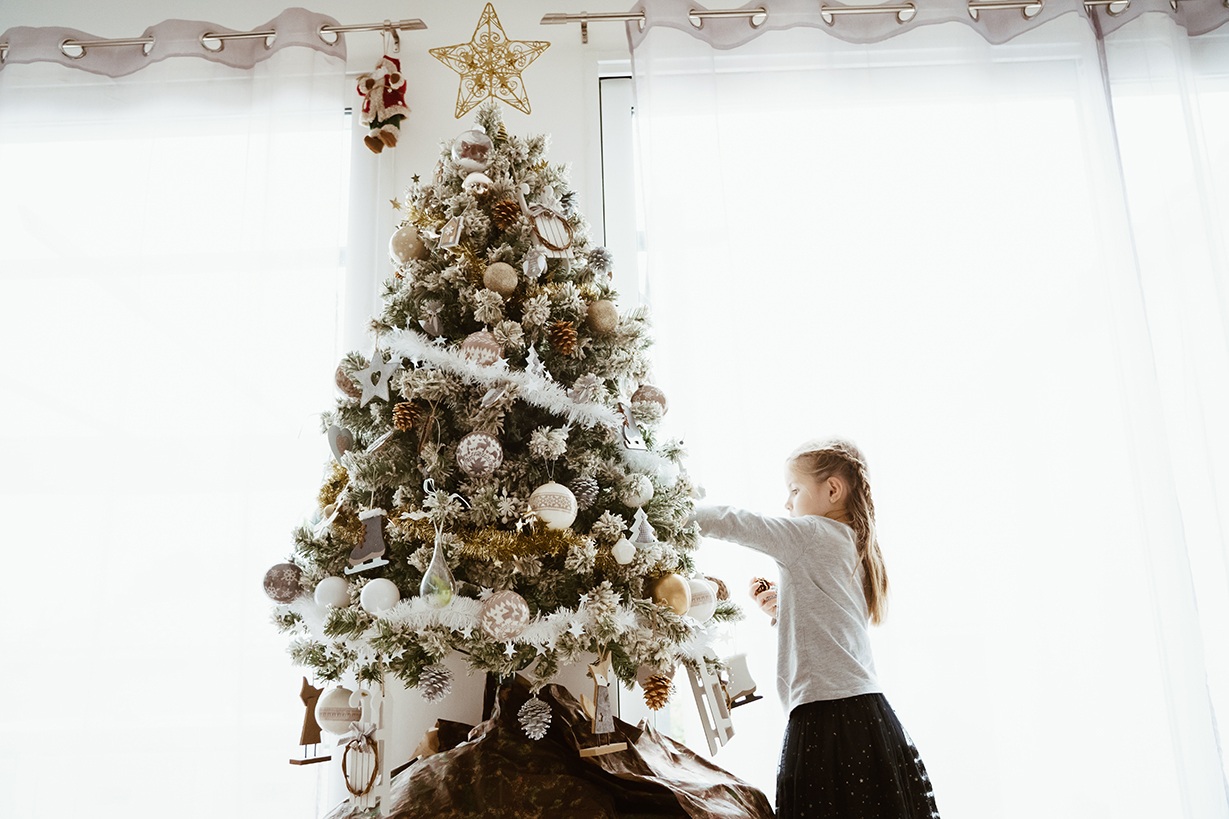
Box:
722 653 763 709
516 183 574 258
688 662 735 756
356 54 409 154
579 651 627 758
346 508 390 574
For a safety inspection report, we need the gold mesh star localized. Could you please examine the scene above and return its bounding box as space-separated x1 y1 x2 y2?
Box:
429 3 550 119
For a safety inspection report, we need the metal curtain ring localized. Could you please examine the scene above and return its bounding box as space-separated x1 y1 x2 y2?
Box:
199 32 224 52
317 25 340 46
59 39 86 59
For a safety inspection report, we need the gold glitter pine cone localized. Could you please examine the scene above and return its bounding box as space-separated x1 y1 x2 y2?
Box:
642 673 673 711
393 401 422 432
490 199 521 231
548 321 578 356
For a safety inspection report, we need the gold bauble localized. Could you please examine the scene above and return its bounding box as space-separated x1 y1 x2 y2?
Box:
585 300 619 335
649 573 691 615
483 262 519 297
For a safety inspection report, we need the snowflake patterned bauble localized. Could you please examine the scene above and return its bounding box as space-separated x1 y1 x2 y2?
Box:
262 562 302 603
519 696 552 740
389 224 429 264
314 576 350 608
359 578 400 613
451 129 494 173
585 300 619 336
457 431 504 478
478 589 532 640
528 481 578 530
482 261 518 296
632 384 668 414
314 686 361 735
460 329 502 366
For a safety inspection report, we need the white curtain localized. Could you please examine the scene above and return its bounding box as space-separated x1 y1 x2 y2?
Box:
631 2 1229 817
0 14 349 819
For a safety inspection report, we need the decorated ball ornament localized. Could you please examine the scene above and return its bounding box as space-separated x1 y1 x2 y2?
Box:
360 578 400 613
460 330 502 366
314 576 351 608
686 578 718 622
478 589 532 640
632 384 669 414
315 686 361 735
622 474 655 508
456 431 504 478
451 129 494 173
649 573 692 616
334 366 362 400
483 262 519 297
585 300 619 336
263 562 302 603
528 482 578 530
389 224 429 265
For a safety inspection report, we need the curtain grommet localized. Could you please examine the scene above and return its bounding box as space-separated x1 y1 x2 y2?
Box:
318 26 340 46
59 39 87 60
199 32 224 53
898 3 918 23
750 8 769 28
687 11 704 30
1023 1 1044 18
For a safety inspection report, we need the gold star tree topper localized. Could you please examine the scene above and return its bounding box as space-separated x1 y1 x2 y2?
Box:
430 4 550 119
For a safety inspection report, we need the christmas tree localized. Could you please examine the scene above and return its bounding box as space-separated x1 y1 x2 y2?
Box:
268 103 741 762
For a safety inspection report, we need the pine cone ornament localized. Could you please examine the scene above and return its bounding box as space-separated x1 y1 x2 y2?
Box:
393 401 421 432
642 672 673 711
570 476 599 510
490 199 521 231
519 695 552 740
419 663 453 703
548 321 578 356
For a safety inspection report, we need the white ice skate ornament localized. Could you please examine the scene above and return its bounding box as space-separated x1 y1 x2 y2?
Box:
618 402 647 450
722 653 763 709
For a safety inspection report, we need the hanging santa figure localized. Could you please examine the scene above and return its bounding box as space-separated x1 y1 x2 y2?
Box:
356 55 410 154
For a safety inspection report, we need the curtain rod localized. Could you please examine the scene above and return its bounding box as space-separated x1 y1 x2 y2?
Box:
0 18 427 60
541 0 1172 41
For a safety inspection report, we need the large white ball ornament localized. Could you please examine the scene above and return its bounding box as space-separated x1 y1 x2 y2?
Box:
389 225 428 264
315 686 361 734
314 576 350 608
456 431 504 478
623 474 655 508
528 482 578 530
360 578 400 613
687 578 718 622
478 590 532 640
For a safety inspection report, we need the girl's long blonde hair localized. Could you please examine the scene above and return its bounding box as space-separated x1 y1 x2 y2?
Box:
788 438 889 624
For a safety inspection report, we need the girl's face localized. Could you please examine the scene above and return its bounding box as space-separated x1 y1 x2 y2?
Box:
784 465 839 518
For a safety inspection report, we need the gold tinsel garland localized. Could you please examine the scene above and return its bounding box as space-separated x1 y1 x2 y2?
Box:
318 461 350 510
387 516 587 562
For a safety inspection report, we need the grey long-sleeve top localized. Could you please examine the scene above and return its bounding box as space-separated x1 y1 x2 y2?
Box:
693 505 881 715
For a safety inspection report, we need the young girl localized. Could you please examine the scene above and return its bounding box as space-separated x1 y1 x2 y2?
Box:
693 438 939 818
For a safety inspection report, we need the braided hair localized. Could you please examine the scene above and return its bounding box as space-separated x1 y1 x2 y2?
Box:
787 438 889 624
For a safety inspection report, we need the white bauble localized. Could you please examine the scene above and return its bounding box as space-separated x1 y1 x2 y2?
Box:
315 686 361 734
528 482 578 530
360 578 400 613
389 225 428 264
687 578 718 622
478 589 532 640
314 576 350 608
623 474 655 508
611 537 636 565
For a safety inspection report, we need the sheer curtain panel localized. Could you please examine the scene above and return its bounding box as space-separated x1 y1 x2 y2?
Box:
629 1 1229 817
0 11 349 818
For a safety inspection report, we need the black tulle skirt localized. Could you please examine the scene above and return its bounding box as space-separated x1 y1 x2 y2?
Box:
776 694 940 819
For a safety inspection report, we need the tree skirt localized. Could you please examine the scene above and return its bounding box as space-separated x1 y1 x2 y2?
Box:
327 675 774 819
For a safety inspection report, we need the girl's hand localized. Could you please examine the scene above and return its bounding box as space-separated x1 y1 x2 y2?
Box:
748 577 778 621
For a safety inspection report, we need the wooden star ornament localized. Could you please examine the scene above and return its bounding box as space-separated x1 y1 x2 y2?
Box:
430 3 550 118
